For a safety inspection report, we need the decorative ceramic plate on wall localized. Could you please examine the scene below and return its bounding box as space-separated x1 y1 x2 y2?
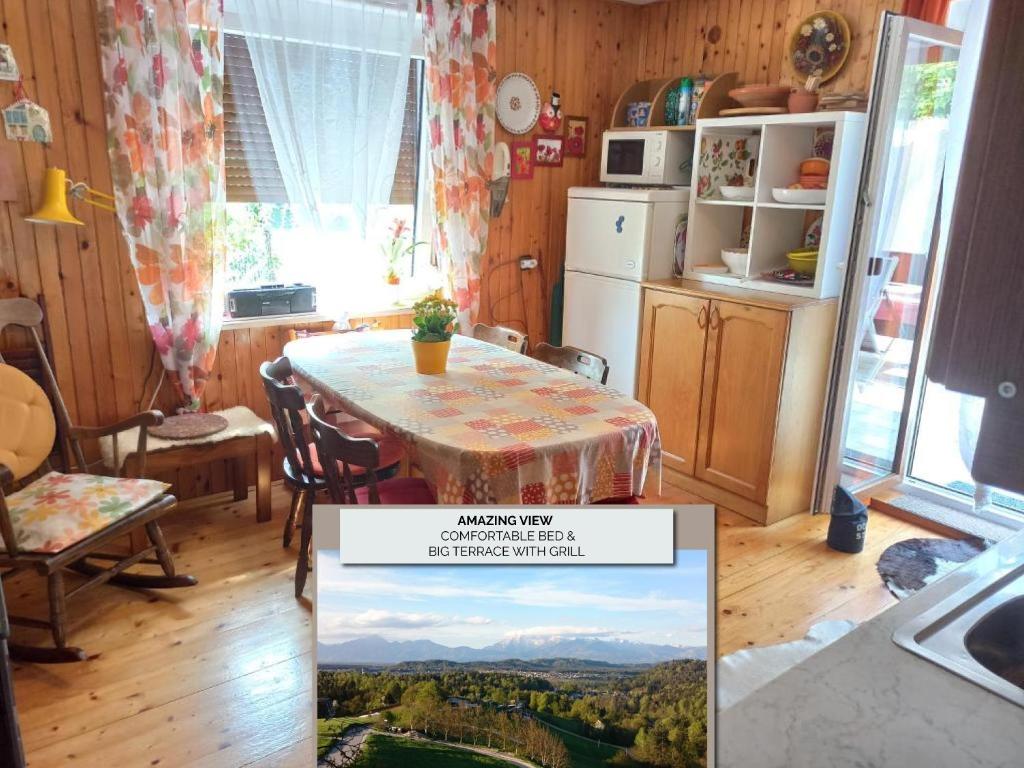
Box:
496 72 541 135
789 11 851 84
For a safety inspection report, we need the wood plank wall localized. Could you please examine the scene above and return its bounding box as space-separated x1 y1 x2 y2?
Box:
479 0 645 345
634 0 899 92
478 0 897 344
1 0 893 500
0 3 411 500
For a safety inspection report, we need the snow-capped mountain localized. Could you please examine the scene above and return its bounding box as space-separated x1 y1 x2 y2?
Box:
317 635 707 665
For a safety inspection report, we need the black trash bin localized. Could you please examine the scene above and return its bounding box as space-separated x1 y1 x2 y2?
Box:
827 485 868 553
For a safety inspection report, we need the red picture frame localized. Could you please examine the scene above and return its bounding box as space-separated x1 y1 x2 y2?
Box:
510 140 534 180
533 134 564 167
564 115 588 158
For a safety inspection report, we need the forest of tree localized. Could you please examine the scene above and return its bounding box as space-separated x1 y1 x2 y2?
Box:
318 659 707 768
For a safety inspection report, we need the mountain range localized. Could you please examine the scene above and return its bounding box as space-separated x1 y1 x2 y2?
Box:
318 635 706 665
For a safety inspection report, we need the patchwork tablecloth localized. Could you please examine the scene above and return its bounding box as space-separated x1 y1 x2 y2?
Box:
284 331 661 504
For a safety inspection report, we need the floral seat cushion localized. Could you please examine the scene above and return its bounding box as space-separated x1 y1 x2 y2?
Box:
2 472 170 554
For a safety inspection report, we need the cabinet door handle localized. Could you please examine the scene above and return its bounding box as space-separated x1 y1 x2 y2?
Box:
709 305 721 330
697 305 707 329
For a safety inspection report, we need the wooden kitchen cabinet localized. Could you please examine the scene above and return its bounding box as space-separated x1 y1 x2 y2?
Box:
637 291 708 476
638 280 837 525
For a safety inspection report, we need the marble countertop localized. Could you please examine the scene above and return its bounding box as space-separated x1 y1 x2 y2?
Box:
719 528 1024 768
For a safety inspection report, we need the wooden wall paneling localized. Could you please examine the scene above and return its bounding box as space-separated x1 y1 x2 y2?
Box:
24 0 108 432
1 0 82 424
66 0 146 421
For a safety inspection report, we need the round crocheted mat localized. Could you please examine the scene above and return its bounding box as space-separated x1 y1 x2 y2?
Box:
150 413 229 440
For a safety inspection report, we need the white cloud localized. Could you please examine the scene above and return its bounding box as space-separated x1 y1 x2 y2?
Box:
463 616 493 625
350 610 446 629
503 625 624 639
318 568 704 615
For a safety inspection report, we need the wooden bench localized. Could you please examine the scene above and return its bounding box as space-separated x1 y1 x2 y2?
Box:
99 406 275 523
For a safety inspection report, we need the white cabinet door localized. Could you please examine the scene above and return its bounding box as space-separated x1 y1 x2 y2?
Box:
563 270 643 396
565 197 652 281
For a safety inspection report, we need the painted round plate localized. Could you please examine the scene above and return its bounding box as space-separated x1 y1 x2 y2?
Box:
495 72 541 135
789 11 851 83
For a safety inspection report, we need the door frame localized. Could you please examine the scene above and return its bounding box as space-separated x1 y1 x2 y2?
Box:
814 12 963 513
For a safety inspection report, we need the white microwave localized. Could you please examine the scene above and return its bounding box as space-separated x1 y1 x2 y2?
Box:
600 129 693 186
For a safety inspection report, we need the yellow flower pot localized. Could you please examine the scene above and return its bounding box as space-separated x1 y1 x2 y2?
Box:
411 339 451 375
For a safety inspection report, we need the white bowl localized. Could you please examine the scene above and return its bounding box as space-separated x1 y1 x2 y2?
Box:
720 248 749 275
772 187 827 205
720 185 755 202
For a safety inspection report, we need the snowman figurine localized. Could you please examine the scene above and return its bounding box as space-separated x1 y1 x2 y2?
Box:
539 91 562 134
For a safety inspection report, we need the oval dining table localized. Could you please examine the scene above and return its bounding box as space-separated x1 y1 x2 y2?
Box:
283 330 661 505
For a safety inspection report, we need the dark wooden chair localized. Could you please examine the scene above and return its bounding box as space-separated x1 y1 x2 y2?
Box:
0 298 195 663
534 342 610 384
307 395 435 505
469 323 528 354
258 357 404 597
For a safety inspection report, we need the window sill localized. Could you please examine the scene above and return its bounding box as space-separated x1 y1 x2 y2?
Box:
220 306 414 332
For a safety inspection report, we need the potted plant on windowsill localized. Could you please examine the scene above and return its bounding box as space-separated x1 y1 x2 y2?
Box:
382 218 425 304
410 291 459 375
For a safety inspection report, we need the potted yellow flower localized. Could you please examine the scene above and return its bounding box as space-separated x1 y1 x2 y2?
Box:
410 291 459 375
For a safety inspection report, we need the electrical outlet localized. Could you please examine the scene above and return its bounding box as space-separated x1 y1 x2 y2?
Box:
519 256 538 270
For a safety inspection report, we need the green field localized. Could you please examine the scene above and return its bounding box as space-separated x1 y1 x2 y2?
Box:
351 734 523 767
531 712 625 768
317 717 367 758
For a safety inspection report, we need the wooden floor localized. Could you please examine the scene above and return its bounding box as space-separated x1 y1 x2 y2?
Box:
6 481 940 766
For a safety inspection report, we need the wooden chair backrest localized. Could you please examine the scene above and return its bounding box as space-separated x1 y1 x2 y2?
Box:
534 342 610 385
470 323 528 354
307 395 382 504
258 357 318 487
0 298 79 473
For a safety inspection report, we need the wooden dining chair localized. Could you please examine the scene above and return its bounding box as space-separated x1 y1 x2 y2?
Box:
258 357 404 597
307 396 435 506
0 298 195 662
534 342 610 384
469 323 528 354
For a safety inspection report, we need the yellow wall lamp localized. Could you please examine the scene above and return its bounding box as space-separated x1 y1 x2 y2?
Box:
26 167 115 226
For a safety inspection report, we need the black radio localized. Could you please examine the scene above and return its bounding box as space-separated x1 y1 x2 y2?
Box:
226 284 317 319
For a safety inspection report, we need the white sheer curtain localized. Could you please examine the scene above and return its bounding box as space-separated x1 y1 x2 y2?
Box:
229 0 417 231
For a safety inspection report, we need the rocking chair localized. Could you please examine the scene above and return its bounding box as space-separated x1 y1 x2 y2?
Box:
0 298 196 662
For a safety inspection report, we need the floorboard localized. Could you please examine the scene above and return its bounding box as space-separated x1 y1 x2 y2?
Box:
6 480 942 766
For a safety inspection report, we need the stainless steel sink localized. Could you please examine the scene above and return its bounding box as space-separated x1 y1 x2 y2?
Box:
893 536 1024 707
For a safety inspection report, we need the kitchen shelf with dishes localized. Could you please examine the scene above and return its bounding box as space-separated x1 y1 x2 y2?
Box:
610 72 739 130
683 111 867 299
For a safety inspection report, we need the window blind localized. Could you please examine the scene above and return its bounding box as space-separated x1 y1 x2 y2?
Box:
223 32 422 207
224 33 288 203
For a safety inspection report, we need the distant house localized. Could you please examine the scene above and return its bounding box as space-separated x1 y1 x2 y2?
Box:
447 696 479 709
317 698 335 719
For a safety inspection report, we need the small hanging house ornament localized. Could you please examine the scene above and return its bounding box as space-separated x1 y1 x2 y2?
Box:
0 44 20 82
3 80 52 144
539 91 562 134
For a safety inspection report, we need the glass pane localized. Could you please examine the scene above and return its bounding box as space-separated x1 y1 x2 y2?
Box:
840 36 960 489
910 380 1024 516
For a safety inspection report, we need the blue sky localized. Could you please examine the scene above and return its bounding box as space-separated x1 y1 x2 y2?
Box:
316 550 707 649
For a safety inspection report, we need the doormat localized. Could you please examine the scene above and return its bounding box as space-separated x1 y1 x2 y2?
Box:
876 537 988 600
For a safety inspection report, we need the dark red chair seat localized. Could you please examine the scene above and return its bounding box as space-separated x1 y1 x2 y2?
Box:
307 439 404 478
355 477 436 505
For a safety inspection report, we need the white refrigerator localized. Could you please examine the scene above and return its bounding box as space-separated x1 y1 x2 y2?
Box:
563 186 689 395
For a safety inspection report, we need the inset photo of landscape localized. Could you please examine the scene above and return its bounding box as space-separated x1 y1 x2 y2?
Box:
315 552 709 768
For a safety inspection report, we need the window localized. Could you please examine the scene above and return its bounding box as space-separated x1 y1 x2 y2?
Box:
222 32 438 315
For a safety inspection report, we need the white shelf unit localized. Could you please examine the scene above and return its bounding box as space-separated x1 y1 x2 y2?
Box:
683 111 867 298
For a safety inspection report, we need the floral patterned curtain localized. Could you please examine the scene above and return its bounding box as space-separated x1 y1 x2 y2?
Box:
96 0 225 412
423 0 496 328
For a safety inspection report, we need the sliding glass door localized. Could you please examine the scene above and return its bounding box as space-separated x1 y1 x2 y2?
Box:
814 13 962 513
